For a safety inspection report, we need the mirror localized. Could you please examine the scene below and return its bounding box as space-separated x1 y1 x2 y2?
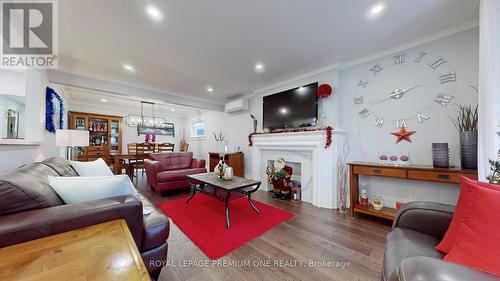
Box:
0 94 25 139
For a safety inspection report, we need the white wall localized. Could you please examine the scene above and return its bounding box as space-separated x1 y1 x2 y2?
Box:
0 70 66 172
186 68 341 176
202 28 479 208
478 0 500 181
338 29 479 207
68 99 186 153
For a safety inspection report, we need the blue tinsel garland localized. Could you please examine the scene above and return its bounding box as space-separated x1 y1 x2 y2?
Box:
45 87 64 133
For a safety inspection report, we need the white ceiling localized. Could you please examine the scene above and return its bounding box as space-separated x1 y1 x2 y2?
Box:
60 86 198 117
58 0 478 104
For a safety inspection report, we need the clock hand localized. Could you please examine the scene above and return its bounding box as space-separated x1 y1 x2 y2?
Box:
367 84 422 106
368 96 392 106
390 84 421 99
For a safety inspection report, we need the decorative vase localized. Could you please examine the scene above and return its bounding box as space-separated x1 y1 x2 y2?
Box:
223 167 234 180
460 131 478 169
432 143 450 168
214 161 227 180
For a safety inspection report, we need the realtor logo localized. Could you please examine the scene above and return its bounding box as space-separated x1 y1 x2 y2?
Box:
1 0 58 68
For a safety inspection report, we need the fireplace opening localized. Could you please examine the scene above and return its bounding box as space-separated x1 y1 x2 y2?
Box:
267 160 302 201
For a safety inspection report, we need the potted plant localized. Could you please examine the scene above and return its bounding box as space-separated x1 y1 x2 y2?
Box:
487 150 500 185
451 104 478 169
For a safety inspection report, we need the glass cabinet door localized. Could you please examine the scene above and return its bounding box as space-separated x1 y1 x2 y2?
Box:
74 116 87 130
109 119 120 153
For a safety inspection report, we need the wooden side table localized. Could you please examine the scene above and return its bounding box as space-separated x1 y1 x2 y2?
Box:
209 152 244 177
0 219 150 281
349 162 478 220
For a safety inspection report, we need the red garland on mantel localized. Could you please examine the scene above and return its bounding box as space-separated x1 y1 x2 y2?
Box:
248 126 334 148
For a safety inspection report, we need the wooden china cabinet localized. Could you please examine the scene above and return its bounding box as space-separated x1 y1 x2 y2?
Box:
68 111 123 164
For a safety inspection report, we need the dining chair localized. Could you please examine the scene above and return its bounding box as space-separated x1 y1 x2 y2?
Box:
131 142 155 182
157 143 175 153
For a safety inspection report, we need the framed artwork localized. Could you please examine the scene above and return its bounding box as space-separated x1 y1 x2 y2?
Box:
137 122 175 136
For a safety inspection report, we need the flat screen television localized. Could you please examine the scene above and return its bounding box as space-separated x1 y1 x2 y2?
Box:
263 82 319 131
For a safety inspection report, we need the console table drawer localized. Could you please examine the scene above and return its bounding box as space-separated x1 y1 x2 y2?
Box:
352 166 406 178
408 170 461 183
88 150 105 156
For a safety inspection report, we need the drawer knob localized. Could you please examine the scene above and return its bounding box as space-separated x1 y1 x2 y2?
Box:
373 169 382 174
438 174 450 179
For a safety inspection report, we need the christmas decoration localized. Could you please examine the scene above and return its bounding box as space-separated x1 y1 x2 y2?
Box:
487 150 500 185
45 87 64 133
391 127 416 143
248 126 333 148
316 84 333 99
266 158 293 200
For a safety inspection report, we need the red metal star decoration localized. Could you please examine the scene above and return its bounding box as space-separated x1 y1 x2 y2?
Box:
391 127 416 143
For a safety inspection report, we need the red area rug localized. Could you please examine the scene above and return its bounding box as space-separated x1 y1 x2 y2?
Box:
157 194 293 259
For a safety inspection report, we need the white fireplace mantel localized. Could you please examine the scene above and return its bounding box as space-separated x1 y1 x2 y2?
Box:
250 130 346 209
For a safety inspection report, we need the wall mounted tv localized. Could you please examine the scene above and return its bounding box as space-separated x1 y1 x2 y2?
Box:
263 82 318 131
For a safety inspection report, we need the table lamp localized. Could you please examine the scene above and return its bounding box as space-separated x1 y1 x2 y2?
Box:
56 130 90 160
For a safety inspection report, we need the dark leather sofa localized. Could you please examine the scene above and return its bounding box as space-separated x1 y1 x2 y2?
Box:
0 157 169 275
144 152 206 194
383 201 500 281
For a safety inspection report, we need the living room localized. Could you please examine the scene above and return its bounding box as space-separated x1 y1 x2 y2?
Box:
1 1 500 281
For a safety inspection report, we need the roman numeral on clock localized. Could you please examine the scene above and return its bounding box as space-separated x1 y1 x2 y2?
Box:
440 72 456 84
369 64 383 75
357 79 369 88
354 96 364 105
429 57 447 69
414 52 426 63
395 119 407 128
359 108 370 119
434 94 453 106
393 53 406 65
417 114 431 123
373 117 384 128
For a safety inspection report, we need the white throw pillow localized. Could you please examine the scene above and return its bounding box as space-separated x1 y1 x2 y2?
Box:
48 175 137 204
70 158 113 177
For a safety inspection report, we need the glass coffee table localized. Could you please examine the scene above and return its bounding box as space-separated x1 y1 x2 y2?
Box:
186 173 261 229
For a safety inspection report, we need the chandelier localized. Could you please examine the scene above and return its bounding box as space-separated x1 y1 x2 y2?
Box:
125 101 168 129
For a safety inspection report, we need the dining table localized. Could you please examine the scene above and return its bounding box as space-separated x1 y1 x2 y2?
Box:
110 152 151 176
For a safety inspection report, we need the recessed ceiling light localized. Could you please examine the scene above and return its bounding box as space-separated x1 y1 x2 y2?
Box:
279 107 288 115
146 5 163 22
101 99 107 103
206 86 214 93
122 64 135 72
255 63 265 73
370 3 385 16
170 109 175 112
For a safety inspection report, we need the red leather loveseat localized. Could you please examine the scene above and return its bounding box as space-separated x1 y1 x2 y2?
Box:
144 152 207 194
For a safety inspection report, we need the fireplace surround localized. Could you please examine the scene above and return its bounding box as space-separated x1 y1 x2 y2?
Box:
251 130 345 209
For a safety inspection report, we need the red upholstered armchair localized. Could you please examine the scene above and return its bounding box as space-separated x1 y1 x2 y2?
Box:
144 152 207 194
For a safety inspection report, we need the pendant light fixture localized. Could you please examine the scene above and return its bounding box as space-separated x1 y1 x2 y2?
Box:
126 101 167 129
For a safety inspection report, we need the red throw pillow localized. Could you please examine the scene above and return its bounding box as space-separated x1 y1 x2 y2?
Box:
443 181 500 275
436 176 500 253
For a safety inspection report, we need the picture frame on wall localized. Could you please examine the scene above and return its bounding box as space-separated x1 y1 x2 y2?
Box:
137 122 175 136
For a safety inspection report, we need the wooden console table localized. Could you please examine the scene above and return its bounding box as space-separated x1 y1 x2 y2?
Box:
349 162 478 220
0 219 150 281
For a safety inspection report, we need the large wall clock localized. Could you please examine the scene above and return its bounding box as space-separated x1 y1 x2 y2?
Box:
353 50 458 142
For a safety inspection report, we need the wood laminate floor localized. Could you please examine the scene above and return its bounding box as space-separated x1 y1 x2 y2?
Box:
136 176 391 281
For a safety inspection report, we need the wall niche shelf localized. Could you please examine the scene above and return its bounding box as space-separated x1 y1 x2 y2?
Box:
0 139 41 146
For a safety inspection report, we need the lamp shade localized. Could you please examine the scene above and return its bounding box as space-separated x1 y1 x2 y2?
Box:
56 130 89 147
